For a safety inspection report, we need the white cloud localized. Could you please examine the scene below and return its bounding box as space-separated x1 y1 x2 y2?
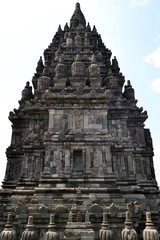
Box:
155 35 160 43
131 0 151 7
144 47 160 68
150 78 160 92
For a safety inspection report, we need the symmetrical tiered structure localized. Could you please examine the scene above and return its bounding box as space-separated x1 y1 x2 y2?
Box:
0 3 159 240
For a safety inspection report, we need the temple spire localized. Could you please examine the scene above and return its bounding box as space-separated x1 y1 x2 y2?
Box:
70 2 86 29
75 2 80 10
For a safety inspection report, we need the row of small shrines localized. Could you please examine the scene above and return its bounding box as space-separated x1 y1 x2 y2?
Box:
0 211 159 240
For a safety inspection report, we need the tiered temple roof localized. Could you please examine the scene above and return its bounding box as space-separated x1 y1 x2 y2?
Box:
0 3 159 240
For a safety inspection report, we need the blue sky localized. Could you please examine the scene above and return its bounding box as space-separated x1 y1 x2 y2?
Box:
0 0 160 184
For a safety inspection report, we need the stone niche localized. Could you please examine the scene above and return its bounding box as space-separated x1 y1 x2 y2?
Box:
43 143 113 179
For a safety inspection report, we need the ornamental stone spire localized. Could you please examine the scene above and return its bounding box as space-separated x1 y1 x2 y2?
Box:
70 2 86 29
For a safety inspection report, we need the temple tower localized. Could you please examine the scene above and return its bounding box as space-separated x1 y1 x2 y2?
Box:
0 3 159 240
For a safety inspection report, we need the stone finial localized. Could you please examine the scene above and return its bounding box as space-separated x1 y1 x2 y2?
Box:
89 55 100 78
37 60 51 90
44 214 59 240
71 54 85 77
21 216 37 240
76 212 82 222
86 22 91 32
121 211 137 240
70 2 86 29
0 214 16 240
48 214 56 228
26 216 34 231
64 23 69 31
36 56 44 75
84 32 90 47
68 211 73 223
55 55 66 78
54 47 62 61
123 80 135 100
76 187 82 198
66 32 73 47
85 211 90 223
92 25 97 34
99 213 113 240
75 2 80 11
124 211 132 226
143 211 159 240
57 25 62 33
112 56 120 73
109 203 118 217
42 60 50 76
75 32 82 47
21 81 33 100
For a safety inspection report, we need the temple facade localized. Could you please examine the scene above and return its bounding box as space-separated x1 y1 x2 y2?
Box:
0 3 160 240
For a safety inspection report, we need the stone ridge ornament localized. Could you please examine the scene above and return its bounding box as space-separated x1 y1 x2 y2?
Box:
121 211 137 240
21 216 37 240
71 54 85 77
99 213 113 240
142 212 159 240
0 214 16 240
44 214 59 240
89 55 100 77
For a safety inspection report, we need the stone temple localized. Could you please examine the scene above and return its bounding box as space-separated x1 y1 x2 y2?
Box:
0 3 160 240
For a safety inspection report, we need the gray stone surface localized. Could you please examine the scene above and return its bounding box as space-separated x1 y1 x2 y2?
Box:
0 2 160 240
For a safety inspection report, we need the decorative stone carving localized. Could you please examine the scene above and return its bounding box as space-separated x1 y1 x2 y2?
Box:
123 80 135 100
99 213 113 240
89 55 100 77
75 33 82 47
121 211 138 240
64 23 69 32
127 201 142 218
142 212 159 240
109 203 118 217
36 56 44 75
55 55 66 78
37 75 51 90
21 81 33 100
88 54 101 87
112 56 120 74
0 214 16 240
44 214 59 240
85 211 90 223
66 32 73 47
84 32 90 47
70 2 86 30
71 54 85 77
54 48 62 62
92 25 97 34
21 216 37 240
90 204 103 223
76 212 82 222
86 23 91 32
39 205 48 213
55 205 68 215
76 187 82 199
104 68 118 89
14 201 28 214
68 211 73 222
